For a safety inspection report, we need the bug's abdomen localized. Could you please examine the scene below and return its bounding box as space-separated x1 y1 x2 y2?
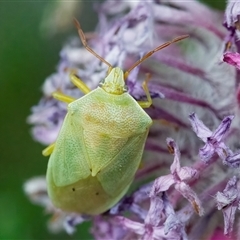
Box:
47 165 130 215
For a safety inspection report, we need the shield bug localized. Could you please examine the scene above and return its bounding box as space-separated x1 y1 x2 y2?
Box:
43 19 188 215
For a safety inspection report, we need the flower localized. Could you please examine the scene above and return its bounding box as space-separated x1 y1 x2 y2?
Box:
224 0 240 30
25 0 240 239
223 52 240 70
189 113 234 163
223 0 240 51
150 138 203 216
215 176 240 235
116 194 187 240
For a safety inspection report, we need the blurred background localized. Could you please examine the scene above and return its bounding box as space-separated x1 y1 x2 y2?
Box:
0 0 226 239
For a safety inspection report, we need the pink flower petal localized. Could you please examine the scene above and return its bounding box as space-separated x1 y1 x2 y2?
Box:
223 52 240 70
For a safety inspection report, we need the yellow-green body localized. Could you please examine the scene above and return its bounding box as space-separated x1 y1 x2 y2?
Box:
46 68 152 215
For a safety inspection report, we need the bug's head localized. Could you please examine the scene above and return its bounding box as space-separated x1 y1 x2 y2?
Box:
100 67 127 95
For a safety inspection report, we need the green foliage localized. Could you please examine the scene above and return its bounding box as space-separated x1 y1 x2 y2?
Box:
201 0 226 10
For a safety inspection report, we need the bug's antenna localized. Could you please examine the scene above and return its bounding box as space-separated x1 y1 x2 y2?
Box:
124 35 189 80
74 18 113 72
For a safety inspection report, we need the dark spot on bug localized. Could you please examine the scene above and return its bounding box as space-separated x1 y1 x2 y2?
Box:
72 188 75 191
95 192 99 195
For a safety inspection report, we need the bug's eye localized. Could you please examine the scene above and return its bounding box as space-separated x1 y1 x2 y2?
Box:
123 85 128 92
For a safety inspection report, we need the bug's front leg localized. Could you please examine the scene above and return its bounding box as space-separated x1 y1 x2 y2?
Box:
137 73 153 109
42 143 55 156
70 73 91 94
52 91 76 104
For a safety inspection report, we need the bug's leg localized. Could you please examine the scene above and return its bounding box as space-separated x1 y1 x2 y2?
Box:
70 73 91 94
42 143 55 157
137 73 153 109
52 91 76 103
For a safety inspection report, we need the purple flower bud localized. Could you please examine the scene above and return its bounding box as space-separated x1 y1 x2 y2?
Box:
64 214 89 235
223 1 240 52
150 139 203 216
224 1 240 30
225 151 240 167
223 52 240 70
116 194 187 240
189 113 234 163
91 215 127 240
216 176 240 235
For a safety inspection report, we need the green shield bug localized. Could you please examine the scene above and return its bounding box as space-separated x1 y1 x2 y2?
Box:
43 19 188 215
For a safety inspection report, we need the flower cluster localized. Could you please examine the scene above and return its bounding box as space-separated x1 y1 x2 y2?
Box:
25 0 240 239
